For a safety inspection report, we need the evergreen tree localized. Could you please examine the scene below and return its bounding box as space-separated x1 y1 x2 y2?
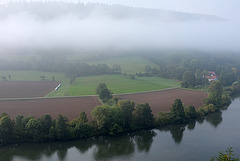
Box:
170 99 187 124
56 114 69 141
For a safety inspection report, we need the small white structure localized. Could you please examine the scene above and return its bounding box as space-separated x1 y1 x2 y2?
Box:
55 84 61 90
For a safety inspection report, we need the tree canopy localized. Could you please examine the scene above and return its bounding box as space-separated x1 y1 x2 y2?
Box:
96 83 112 102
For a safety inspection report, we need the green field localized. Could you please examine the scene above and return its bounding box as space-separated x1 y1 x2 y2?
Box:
86 55 158 74
68 75 180 95
0 70 70 97
0 55 179 97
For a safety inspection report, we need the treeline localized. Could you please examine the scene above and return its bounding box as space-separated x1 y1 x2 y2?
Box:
0 81 231 145
0 55 121 80
143 52 240 88
0 100 153 145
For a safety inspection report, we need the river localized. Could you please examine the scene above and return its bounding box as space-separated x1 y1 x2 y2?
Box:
1 98 240 161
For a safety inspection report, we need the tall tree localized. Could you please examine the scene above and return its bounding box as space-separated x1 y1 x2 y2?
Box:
117 100 135 129
39 114 53 137
14 114 25 139
92 105 124 135
25 118 42 142
170 99 187 124
132 103 154 129
181 70 196 88
96 83 112 102
55 114 69 141
0 113 13 144
205 81 223 108
184 105 197 119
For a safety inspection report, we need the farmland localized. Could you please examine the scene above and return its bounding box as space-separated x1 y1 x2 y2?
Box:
86 55 158 74
67 75 180 95
0 96 101 120
0 81 59 98
0 88 207 120
0 70 180 96
117 88 207 115
0 55 206 121
0 70 70 97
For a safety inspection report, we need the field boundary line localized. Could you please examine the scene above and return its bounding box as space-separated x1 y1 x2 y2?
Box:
113 86 181 96
0 86 194 101
0 95 99 101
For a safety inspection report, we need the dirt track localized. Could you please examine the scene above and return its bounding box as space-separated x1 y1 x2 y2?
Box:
0 81 60 98
0 88 207 120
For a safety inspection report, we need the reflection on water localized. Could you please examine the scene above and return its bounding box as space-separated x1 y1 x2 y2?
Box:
0 102 235 161
205 111 223 128
158 124 186 144
93 135 135 160
133 130 156 152
187 120 196 130
0 130 157 161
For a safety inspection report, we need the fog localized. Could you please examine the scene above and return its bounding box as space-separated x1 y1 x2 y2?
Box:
0 1 240 57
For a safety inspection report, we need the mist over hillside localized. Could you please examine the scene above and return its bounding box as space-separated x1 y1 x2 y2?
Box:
0 1 239 57
0 2 224 22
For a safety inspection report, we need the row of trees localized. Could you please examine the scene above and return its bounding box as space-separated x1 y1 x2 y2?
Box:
0 55 121 80
0 100 153 145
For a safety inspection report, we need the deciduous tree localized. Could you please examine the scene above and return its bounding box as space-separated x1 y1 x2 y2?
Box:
96 83 112 102
0 113 13 144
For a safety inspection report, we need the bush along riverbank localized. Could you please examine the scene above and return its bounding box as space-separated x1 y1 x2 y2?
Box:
0 81 231 145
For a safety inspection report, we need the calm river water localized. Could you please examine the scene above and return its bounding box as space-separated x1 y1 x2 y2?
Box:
1 98 240 161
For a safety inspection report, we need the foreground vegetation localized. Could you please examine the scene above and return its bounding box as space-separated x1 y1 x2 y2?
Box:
211 147 239 161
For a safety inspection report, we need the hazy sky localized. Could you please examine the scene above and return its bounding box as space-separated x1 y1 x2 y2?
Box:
0 0 240 54
3 0 240 19
80 0 240 19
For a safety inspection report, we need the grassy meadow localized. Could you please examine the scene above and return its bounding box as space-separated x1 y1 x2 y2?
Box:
86 55 158 74
67 75 180 95
0 55 180 97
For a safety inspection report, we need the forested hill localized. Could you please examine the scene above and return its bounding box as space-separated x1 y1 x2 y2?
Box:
0 1 224 22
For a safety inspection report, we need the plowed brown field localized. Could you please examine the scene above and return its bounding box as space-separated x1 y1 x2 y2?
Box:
0 81 60 98
0 87 207 120
0 96 101 120
116 88 207 115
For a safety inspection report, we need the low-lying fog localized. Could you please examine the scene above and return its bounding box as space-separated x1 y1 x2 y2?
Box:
0 0 240 56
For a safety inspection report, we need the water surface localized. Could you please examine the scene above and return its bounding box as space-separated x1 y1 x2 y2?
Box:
1 98 240 161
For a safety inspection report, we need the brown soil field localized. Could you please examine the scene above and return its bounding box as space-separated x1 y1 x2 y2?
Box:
0 96 101 120
0 81 60 98
116 88 207 115
0 88 207 120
